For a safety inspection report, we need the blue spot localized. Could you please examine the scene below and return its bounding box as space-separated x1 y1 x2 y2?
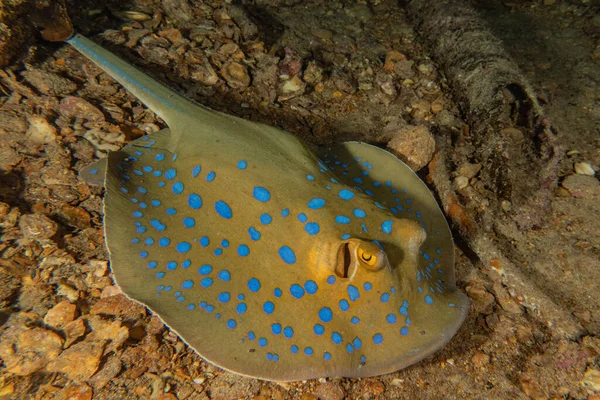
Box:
382 220 393 234
165 169 177 180
263 301 274 314
347 285 360 302
138 202 148 209
227 319 236 329
183 217 195 228
151 200 161 207
324 352 332 361
306 174 315 181
206 171 215 182
214 248 223 256
200 236 209 247
271 324 282 335
353 208 366 218
137 187 148 194
153 171 162 177
188 194 202 209
308 198 326 209
339 189 355 200
156 153 165 161
205 305 214 312
238 245 250 257
341 233 351 240
238 294 245 300
304 280 318 294
381 293 390 302
237 160 247 169
313 324 325 335
218 270 231 281
218 292 230 303
278 246 296 264
297 213 308 223
200 278 213 288
182 280 193 289
272 288 282 298
142 166 152 173
386 314 397 324
332 332 343 345
166 261 177 270
351 316 360 324
176 242 191 253
236 303 247 315
352 337 362 350
290 284 304 299
187 304 195 310
318 307 333 323
284 326 294 338
253 187 271 202
147 261 157 269
90 168 99 175
260 213 272 224
259 338 267 347
373 333 384 345
291 345 299 354
182 260 191 269
133 170 142 176
248 278 261 292
304 347 314 356
364 282 373 291
192 165 201 177
159 237 171 247
339 299 349 311
156 272 165 278
172 182 184 194
400 326 409 336
301 221 319 236
327 275 336 284
281 209 290 217
215 201 232 219
166 208 177 215
144 238 153 245
353 177 363 184
425 295 433 304
198 264 212 275
248 227 261 241
133 211 143 218
335 216 351 224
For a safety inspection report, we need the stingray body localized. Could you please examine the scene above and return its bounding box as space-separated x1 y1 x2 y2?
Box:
71 34 468 381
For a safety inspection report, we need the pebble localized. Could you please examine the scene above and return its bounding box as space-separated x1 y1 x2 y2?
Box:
89 355 122 390
278 76 306 100
53 382 93 400
220 61 251 90
58 96 105 122
190 60 219 86
63 318 87 348
26 115 57 145
471 351 490 367
465 282 495 311
387 125 436 171
520 374 547 399
574 162 596 176
561 174 599 199
21 69 77 97
19 213 58 241
47 339 106 381
313 382 344 400
492 282 522 314
0 325 63 375
501 200 512 212
457 162 482 179
303 61 324 85
453 176 469 191
44 300 77 329
583 368 600 391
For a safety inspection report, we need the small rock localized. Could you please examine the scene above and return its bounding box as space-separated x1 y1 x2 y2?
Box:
492 282 522 314
278 76 305 100
54 382 93 400
19 213 58 241
86 316 129 355
0 325 63 375
89 355 122 390
90 293 146 322
190 60 219 86
520 374 547 400
466 281 497 310
574 162 596 176
583 368 600 391
59 96 105 122
384 50 406 71
386 125 435 171
453 176 469 190
303 61 323 85
46 339 106 381
63 318 87 348
21 69 77 96
220 61 250 90
457 162 482 179
44 300 77 329
561 174 599 199
26 115 58 144
313 382 344 400
112 10 152 21
471 351 490 367
501 200 512 212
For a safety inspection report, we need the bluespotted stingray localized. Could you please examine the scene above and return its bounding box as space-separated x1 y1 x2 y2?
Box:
70 33 468 381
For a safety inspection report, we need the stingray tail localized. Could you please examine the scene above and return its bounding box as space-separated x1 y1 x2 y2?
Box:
66 34 209 152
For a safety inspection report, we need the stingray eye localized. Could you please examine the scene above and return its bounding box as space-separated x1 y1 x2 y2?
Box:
357 248 377 266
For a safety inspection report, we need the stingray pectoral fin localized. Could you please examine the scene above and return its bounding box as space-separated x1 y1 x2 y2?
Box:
79 158 107 186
